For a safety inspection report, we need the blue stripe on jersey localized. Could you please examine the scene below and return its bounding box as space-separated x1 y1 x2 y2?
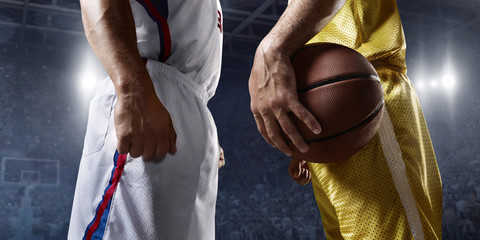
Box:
135 0 168 61
151 0 168 19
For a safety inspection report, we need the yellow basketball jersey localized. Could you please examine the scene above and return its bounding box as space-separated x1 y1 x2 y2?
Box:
306 0 443 239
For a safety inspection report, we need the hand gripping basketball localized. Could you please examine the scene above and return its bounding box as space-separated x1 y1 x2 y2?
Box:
249 45 322 156
288 43 385 163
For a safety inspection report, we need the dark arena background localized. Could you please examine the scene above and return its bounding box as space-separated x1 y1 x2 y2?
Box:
0 0 479 239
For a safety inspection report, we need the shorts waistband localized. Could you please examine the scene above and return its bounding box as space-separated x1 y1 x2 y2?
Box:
145 59 209 103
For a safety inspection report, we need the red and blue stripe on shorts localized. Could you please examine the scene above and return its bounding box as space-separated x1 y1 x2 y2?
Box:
82 151 127 240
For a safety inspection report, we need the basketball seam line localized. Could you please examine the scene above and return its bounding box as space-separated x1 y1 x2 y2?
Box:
297 74 380 93
286 99 385 143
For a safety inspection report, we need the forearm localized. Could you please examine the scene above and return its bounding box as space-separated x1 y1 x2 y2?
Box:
248 0 345 155
260 0 345 56
80 0 154 98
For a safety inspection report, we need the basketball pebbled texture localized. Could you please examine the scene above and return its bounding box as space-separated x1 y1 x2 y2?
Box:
289 43 385 163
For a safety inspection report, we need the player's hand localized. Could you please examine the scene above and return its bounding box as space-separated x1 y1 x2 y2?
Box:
218 146 225 169
114 89 177 160
288 157 311 186
249 40 321 156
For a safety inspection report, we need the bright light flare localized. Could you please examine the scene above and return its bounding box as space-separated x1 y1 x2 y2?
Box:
80 69 98 91
441 75 456 88
76 54 104 96
416 81 425 89
430 80 438 87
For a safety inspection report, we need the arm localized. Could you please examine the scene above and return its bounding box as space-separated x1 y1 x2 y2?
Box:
249 0 345 156
80 0 176 159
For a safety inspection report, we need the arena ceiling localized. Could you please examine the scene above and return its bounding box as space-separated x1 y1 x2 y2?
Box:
0 0 479 69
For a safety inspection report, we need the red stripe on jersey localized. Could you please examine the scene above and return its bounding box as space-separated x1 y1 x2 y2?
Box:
140 0 171 61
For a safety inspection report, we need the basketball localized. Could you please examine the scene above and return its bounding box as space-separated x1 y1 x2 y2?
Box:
288 43 385 163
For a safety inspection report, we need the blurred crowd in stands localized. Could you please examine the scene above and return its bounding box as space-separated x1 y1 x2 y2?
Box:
442 161 480 240
0 61 479 239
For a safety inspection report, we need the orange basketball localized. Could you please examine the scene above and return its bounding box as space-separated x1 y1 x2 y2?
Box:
289 43 384 163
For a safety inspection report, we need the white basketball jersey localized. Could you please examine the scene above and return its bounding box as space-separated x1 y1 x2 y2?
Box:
68 1 223 239
130 0 223 99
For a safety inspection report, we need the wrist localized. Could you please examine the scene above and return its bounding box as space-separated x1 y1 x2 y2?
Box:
259 33 296 58
114 73 156 100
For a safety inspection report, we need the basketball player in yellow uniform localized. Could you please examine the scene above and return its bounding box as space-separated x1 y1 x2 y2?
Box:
249 0 442 239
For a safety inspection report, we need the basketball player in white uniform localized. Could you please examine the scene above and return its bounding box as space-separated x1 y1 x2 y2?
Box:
68 0 223 239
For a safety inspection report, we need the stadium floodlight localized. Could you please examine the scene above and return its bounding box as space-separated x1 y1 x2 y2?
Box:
441 74 455 88
416 81 425 89
78 58 98 92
